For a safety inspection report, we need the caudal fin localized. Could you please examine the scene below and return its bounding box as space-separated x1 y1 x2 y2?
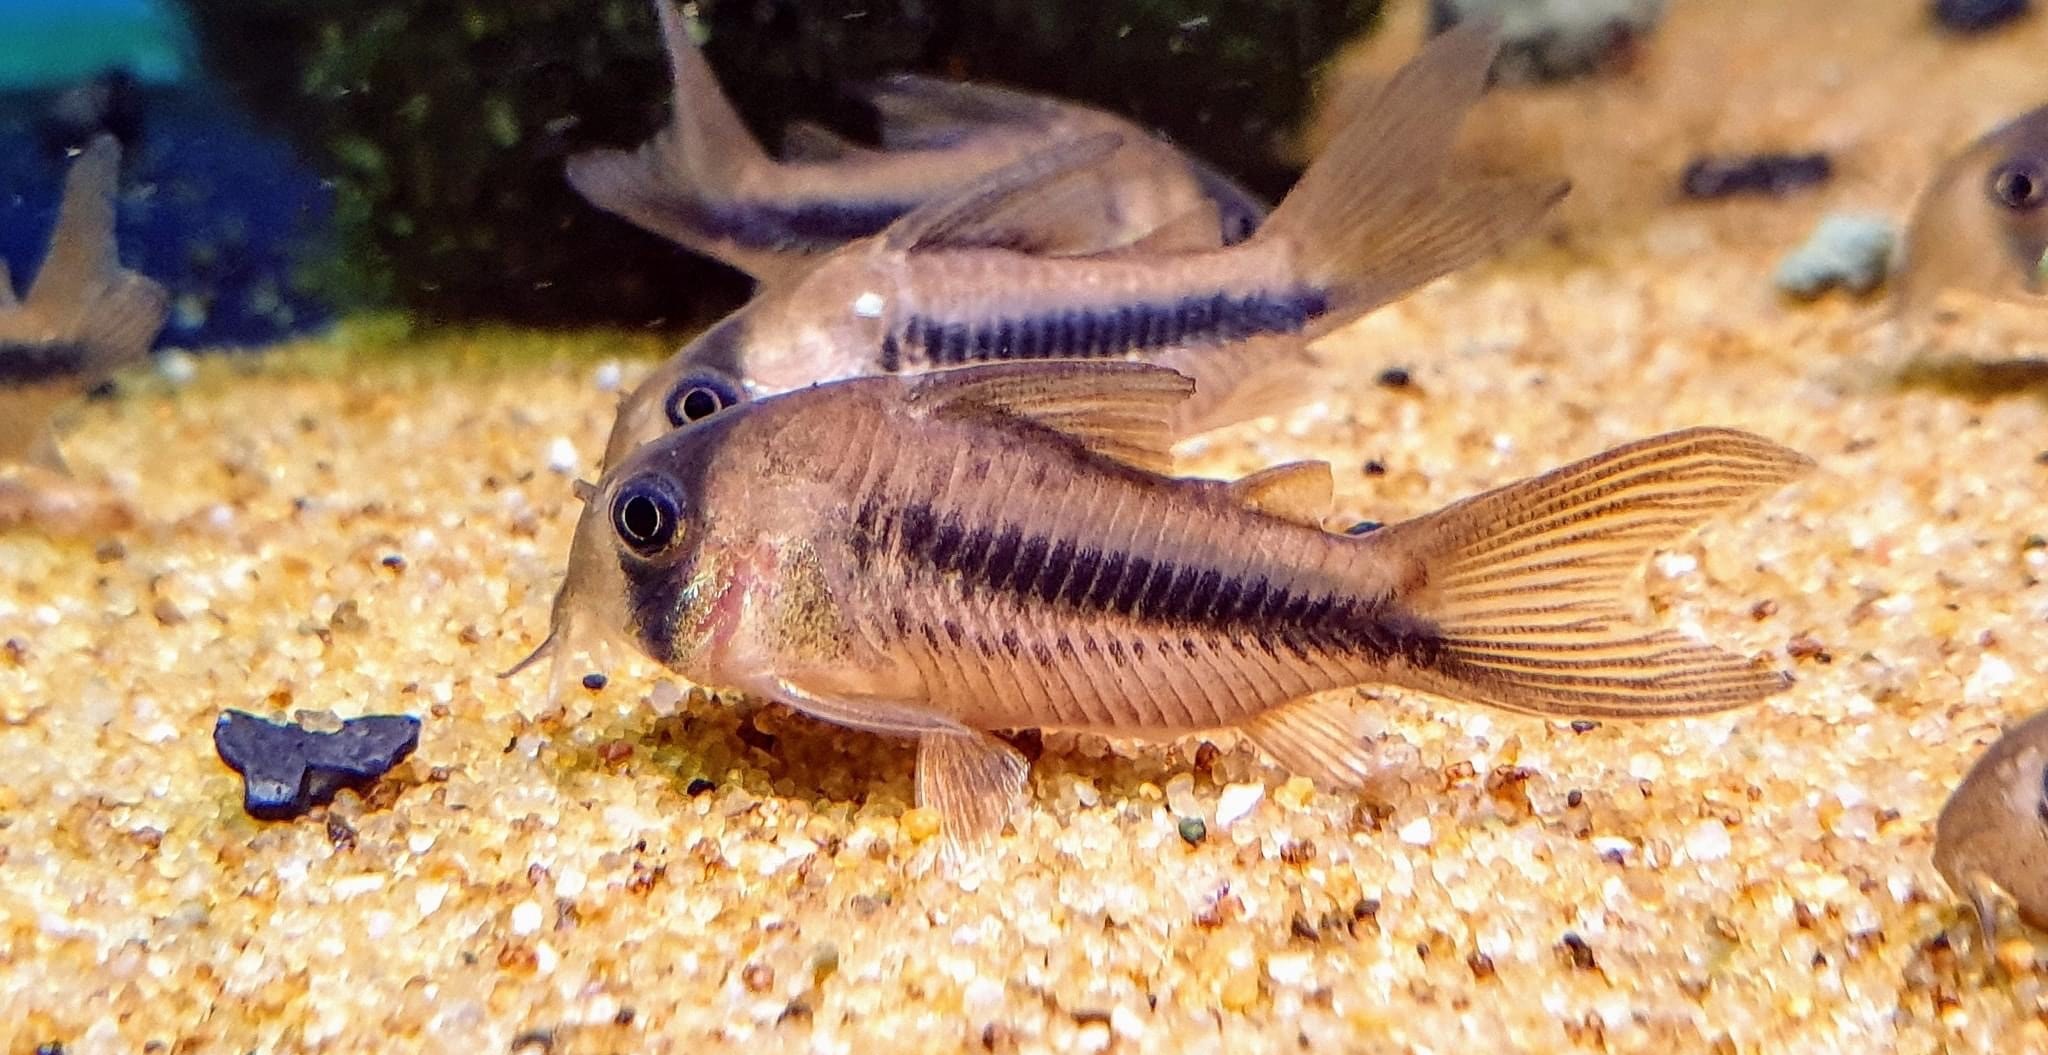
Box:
1372 428 1812 718
1256 17 1567 337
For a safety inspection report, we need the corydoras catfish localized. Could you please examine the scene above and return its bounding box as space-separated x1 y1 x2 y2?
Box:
577 360 1809 858
598 15 1567 470
1934 708 2048 946
0 135 166 528
1895 102 2048 317
566 0 1263 285
505 17 1568 702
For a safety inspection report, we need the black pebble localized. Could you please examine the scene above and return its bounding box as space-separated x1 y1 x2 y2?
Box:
35 1043 66 1055
686 777 717 796
581 672 608 691
213 710 422 820
1362 459 1387 477
1570 719 1600 733
1934 0 2031 32
1377 367 1413 389
1680 153 1832 199
1177 816 1207 845
1346 521 1383 536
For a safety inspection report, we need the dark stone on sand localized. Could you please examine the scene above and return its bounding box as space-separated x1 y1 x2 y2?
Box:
213 709 421 820
581 672 608 692
1933 0 2031 33
1376 367 1413 389
1679 153 1833 199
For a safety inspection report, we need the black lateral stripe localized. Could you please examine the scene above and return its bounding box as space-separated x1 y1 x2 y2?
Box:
881 501 1439 664
879 332 901 373
893 286 1329 371
0 341 92 386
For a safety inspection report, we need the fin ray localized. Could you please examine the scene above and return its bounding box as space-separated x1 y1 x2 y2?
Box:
880 133 1125 254
1371 427 1812 717
916 730 1029 863
906 360 1194 474
1241 696 1375 786
1225 460 1334 526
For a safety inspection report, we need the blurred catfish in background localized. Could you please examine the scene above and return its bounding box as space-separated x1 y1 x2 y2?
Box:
565 0 1266 286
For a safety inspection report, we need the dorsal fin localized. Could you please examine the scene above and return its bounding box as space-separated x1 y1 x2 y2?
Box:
651 0 771 189
906 360 1194 474
26 135 121 320
780 120 876 162
880 132 1124 254
861 73 1060 148
1226 461 1334 526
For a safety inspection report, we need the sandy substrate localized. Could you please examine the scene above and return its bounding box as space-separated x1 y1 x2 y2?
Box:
10 2 2048 1052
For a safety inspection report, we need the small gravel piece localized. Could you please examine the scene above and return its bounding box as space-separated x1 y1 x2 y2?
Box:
1177 816 1208 846
1681 152 1833 199
1933 0 2031 32
213 710 422 820
1775 213 1897 299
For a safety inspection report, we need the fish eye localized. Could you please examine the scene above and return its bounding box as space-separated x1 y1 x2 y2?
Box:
663 372 745 427
611 477 682 556
1991 160 2048 212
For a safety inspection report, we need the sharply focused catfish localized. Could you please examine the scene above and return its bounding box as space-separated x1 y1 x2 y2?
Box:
1895 103 2048 317
1 134 166 478
576 361 1809 856
596 15 1567 468
568 0 1264 284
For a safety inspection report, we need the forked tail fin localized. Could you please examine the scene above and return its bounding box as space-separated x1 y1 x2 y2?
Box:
1371 428 1813 718
1254 16 1567 338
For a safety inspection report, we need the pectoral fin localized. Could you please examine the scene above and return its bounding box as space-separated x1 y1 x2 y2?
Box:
916 730 1029 863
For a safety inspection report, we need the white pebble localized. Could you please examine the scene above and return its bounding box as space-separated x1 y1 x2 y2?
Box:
156 349 197 386
1398 816 1435 846
511 900 544 935
1215 783 1265 829
1110 1005 1147 1041
1654 552 1699 578
1265 951 1313 986
1165 773 1201 818
1073 778 1101 808
593 360 623 392
851 291 885 318
1684 821 1731 862
649 680 685 717
1965 654 2015 703
546 436 580 474
962 975 1005 1014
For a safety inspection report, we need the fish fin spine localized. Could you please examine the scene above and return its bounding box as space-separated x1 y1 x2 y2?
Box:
1370 427 1812 718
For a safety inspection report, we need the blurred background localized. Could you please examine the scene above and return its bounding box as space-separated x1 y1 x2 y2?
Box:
0 0 1387 348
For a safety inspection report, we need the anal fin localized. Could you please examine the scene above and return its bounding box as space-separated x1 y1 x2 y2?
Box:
1240 695 1375 787
916 730 1029 863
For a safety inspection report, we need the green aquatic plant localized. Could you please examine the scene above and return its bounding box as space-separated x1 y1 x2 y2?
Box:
173 0 1379 330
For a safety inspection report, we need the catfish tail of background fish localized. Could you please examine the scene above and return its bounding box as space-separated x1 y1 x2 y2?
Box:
640 0 771 189
20 135 167 371
1361 427 1810 722
1251 16 1567 339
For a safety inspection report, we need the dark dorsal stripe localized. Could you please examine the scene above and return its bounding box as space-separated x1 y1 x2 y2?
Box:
850 496 1440 664
883 287 1330 372
651 194 914 252
0 341 92 387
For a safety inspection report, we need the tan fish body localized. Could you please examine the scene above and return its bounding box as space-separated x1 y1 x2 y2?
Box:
1934 709 2048 944
505 19 1568 701
567 0 1264 285
1895 102 2048 318
0 135 166 531
578 360 1809 855
597 16 1568 470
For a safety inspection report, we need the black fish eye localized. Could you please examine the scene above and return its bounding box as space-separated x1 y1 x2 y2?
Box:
1991 160 2048 212
611 477 681 555
663 372 745 427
